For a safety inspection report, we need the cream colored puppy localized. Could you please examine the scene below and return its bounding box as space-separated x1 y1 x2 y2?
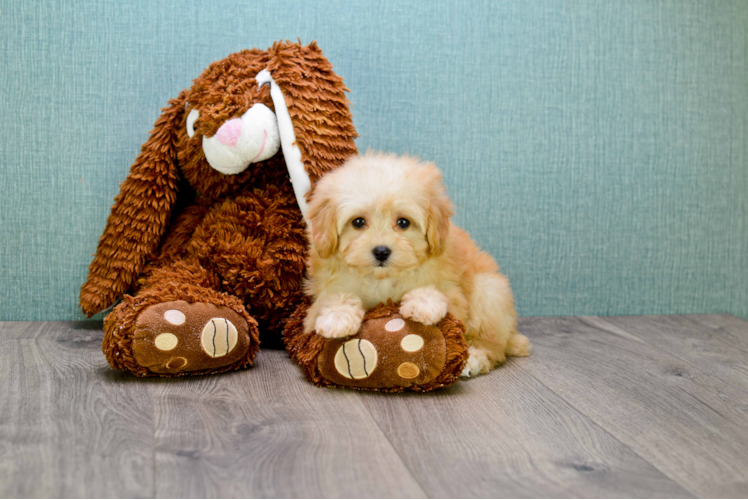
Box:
304 152 530 377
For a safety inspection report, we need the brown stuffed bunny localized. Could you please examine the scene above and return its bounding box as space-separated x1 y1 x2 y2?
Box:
80 41 358 377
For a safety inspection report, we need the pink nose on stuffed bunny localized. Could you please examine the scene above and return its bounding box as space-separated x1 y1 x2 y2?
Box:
214 118 242 148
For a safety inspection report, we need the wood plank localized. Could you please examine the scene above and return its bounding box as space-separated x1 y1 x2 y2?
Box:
596 315 748 393
689 314 748 353
1 320 105 340
518 316 748 498
0 322 154 498
152 349 425 498
1 321 56 339
357 360 692 498
4 316 745 498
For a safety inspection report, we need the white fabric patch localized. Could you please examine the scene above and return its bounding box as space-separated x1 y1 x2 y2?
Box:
334 339 378 379
163 309 186 325
385 318 406 332
400 334 424 352
200 318 239 358
186 108 199 138
154 333 178 351
256 69 311 222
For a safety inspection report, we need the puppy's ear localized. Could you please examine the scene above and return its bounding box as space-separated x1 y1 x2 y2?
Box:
307 182 338 259
423 167 454 257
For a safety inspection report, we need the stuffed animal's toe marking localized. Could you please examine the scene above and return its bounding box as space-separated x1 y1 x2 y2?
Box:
164 309 186 325
385 318 405 332
154 333 178 351
400 334 424 352
166 357 188 370
397 362 420 379
201 318 239 358
334 339 378 379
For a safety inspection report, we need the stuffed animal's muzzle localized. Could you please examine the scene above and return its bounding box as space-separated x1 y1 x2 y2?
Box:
183 69 312 219
198 103 281 175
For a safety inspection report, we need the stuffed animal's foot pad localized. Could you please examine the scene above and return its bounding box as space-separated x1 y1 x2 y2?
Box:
132 301 250 374
318 313 446 388
284 299 469 392
330 325 433 381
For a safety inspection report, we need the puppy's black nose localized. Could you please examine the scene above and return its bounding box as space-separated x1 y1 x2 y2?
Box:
373 246 392 262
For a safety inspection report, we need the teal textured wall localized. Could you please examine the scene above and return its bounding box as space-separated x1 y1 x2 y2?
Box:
1 1 746 321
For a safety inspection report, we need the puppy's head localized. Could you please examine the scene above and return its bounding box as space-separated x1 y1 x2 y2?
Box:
307 152 453 279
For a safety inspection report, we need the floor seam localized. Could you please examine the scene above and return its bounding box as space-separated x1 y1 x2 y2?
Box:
354 392 432 499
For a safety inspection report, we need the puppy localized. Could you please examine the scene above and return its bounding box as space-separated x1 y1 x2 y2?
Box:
303 152 530 377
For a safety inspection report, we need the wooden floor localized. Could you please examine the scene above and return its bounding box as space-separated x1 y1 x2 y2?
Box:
2 314 748 498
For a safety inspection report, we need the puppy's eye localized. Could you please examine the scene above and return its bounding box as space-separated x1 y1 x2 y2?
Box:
397 218 410 229
352 217 366 229
186 108 200 138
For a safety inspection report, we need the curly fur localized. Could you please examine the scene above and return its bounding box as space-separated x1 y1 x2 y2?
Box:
82 42 358 375
304 152 531 378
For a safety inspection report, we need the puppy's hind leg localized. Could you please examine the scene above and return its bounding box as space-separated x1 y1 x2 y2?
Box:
506 330 531 357
462 272 530 377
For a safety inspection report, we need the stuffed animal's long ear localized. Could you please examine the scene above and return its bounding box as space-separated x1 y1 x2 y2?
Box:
80 92 187 317
307 182 339 259
265 41 358 185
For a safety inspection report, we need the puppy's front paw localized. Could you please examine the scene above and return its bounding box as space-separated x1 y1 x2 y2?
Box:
314 294 365 339
461 347 492 378
315 312 363 339
399 286 449 325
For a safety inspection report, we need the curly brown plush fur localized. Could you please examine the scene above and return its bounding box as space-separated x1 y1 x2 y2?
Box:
81 42 358 376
